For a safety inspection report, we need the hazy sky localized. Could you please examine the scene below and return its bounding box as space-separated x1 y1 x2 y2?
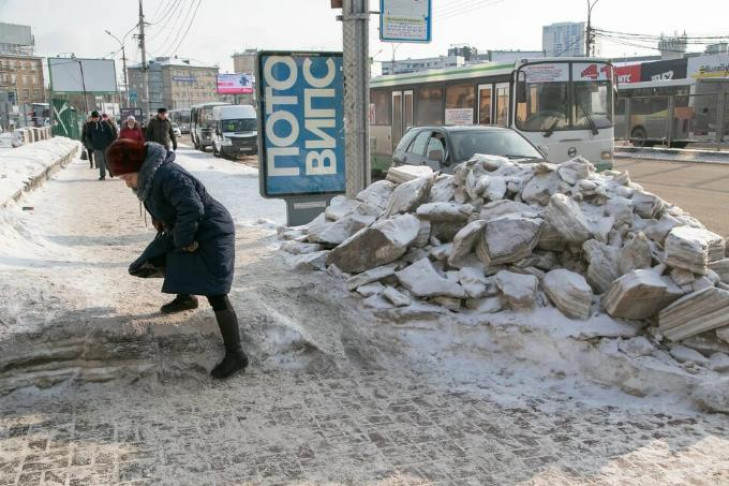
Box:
0 0 726 78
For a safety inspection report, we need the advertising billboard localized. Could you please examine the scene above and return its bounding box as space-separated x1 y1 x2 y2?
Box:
380 0 432 43
217 73 254 94
256 51 345 198
640 58 688 82
615 64 642 84
48 58 118 93
688 55 729 79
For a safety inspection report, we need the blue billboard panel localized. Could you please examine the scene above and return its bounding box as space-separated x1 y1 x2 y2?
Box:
257 51 345 198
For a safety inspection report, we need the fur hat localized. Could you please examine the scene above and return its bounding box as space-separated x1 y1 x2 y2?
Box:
106 139 147 176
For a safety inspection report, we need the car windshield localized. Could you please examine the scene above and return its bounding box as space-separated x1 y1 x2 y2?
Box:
450 130 543 162
222 118 256 132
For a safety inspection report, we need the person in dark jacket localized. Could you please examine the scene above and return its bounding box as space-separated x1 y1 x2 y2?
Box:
105 139 248 379
145 107 177 151
83 110 118 180
119 115 145 143
80 115 95 169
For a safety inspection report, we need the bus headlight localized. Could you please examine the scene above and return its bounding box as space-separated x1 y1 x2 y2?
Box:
222 137 233 147
601 149 613 160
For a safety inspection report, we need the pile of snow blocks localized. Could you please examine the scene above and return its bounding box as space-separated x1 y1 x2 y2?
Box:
281 156 729 352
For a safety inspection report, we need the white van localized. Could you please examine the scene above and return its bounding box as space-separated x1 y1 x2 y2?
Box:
211 104 258 158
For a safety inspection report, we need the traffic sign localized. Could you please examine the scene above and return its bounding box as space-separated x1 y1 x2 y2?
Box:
380 0 432 43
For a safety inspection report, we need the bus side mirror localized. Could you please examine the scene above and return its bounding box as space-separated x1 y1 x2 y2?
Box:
538 145 549 158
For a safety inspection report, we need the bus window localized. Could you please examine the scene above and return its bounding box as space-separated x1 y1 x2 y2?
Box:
371 89 391 126
516 82 569 131
446 84 475 125
416 86 444 125
478 85 492 125
495 83 509 127
573 81 612 130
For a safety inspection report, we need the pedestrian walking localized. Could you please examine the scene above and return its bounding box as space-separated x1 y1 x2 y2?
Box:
80 115 95 168
83 110 117 180
145 107 177 151
119 115 145 143
105 139 249 379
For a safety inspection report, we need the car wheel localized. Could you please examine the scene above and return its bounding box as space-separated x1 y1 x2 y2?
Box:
631 126 648 147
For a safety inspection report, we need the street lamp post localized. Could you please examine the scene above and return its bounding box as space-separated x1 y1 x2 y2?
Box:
586 0 600 57
105 29 132 106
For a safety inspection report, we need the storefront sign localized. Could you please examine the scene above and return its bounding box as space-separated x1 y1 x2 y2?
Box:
521 63 570 83
640 58 687 82
380 0 432 43
256 51 345 198
614 64 641 84
688 55 729 79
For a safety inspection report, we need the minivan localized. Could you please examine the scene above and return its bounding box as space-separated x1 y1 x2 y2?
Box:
210 104 258 159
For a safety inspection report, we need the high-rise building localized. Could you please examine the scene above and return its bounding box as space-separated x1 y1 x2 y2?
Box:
543 22 585 58
128 57 219 113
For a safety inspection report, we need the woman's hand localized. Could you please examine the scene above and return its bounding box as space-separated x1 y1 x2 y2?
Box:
182 241 199 253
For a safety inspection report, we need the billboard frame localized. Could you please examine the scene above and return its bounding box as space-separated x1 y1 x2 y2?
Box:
47 57 118 94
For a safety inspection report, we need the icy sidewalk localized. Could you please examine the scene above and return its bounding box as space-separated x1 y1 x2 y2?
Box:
0 147 328 394
0 137 80 206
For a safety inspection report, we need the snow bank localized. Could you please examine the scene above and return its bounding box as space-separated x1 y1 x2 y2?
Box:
279 156 729 411
0 137 80 206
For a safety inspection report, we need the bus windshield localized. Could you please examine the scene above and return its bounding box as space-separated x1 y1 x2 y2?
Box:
516 61 613 133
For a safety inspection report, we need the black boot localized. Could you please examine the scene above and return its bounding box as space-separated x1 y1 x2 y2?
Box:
211 308 249 379
160 294 199 314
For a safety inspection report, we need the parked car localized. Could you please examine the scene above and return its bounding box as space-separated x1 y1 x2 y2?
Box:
392 126 546 174
172 123 182 138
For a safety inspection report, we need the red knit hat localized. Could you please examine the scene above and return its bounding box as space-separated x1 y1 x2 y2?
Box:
106 139 147 176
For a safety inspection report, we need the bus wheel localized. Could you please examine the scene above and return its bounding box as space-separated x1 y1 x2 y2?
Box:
670 142 688 149
631 127 648 147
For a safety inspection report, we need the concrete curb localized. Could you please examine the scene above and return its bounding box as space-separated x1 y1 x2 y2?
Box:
615 146 729 165
0 139 81 208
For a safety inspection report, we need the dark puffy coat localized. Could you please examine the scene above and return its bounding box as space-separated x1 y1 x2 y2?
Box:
129 143 235 296
85 120 117 150
145 116 177 150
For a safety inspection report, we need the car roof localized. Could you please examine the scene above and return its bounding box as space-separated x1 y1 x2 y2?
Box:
410 125 514 133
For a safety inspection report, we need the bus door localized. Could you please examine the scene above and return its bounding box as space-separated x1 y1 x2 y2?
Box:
478 84 493 125
495 83 509 127
392 90 413 150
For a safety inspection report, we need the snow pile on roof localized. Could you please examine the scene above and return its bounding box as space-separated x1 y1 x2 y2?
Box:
281 155 729 357
0 136 80 206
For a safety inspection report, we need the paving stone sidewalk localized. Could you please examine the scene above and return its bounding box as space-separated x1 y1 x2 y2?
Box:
1 365 728 486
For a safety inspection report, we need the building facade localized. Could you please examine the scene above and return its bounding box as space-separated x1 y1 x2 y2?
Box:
381 55 464 76
0 54 44 104
128 57 219 115
232 49 256 74
543 22 585 58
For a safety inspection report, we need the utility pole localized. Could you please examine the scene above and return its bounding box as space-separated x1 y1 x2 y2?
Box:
105 30 129 105
138 0 150 119
341 0 371 198
585 0 600 57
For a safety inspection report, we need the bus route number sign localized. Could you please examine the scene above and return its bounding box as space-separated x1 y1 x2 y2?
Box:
256 51 345 198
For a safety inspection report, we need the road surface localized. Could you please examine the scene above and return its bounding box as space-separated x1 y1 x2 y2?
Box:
614 158 729 240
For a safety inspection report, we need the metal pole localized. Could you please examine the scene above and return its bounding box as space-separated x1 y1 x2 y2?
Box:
139 0 150 119
342 0 371 198
667 95 674 148
78 59 90 115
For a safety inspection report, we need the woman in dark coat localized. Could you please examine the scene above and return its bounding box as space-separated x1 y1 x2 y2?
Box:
106 139 248 379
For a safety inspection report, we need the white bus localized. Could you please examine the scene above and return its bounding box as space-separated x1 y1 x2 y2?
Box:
370 57 616 174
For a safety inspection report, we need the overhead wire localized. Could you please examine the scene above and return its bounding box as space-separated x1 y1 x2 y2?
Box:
164 0 202 57
438 0 511 22
148 0 186 43
148 0 170 24
152 0 194 55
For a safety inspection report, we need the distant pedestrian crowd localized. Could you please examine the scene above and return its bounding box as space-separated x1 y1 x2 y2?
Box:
81 107 178 180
